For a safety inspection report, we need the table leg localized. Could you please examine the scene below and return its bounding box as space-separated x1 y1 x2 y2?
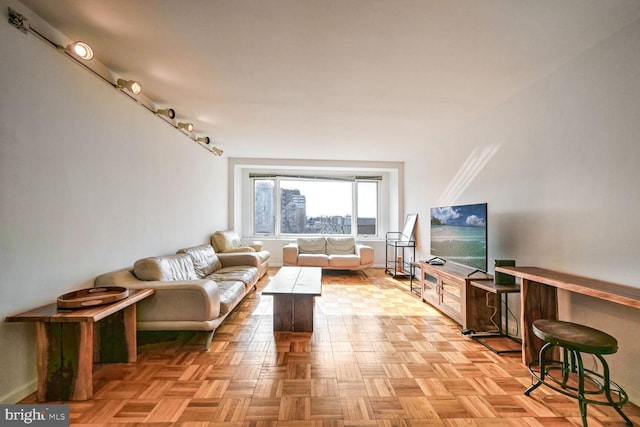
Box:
271 295 315 332
521 279 558 365
273 294 294 331
96 304 138 363
293 295 314 332
124 304 137 362
502 293 507 335
36 322 94 401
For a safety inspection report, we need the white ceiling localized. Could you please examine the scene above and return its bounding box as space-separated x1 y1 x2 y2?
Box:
16 0 640 158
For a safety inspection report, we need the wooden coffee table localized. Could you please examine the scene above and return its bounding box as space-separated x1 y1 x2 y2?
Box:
5 288 154 401
262 267 322 332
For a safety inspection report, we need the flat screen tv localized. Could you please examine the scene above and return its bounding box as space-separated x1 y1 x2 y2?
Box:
430 203 487 272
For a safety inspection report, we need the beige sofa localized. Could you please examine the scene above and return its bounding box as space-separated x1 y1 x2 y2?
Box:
94 243 259 350
283 236 374 270
211 230 270 278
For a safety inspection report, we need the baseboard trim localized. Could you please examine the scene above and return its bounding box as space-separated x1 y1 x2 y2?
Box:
0 379 36 404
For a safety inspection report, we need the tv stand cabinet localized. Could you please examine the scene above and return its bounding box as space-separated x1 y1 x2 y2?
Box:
414 261 496 330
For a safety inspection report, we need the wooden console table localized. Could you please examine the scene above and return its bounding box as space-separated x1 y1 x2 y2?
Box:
494 266 640 365
5 288 154 401
262 267 322 332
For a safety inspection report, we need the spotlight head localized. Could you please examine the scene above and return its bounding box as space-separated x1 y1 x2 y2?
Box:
211 146 223 156
177 122 194 132
116 78 142 95
70 41 94 60
196 136 211 145
8 8 28 34
156 108 176 119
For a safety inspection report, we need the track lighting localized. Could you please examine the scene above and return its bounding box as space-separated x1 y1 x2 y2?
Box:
196 136 222 156
8 6 222 156
155 108 176 119
116 78 142 95
8 7 28 34
177 122 194 132
68 41 93 60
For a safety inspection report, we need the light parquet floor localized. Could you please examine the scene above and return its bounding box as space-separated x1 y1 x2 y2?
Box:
21 268 640 426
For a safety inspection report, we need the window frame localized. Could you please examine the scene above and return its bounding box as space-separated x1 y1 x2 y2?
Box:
229 158 404 241
251 175 380 237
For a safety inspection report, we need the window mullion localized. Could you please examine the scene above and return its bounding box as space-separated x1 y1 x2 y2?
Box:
352 180 358 237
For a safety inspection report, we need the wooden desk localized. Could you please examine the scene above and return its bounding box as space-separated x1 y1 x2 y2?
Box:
468 280 522 354
5 288 154 401
494 266 640 365
262 267 322 332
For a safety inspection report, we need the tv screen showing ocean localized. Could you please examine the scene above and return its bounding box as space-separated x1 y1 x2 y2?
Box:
430 224 487 271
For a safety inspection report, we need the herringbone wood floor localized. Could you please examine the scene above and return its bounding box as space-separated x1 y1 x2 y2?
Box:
21 268 640 426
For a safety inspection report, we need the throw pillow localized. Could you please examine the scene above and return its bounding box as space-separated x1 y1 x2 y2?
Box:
134 254 197 281
326 237 355 255
177 244 222 278
297 237 326 254
212 230 242 252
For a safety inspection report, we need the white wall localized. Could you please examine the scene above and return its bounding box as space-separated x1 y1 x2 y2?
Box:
407 19 640 402
0 0 228 402
2 0 640 406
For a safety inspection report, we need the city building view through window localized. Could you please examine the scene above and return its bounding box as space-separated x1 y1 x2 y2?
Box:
253 178 377 236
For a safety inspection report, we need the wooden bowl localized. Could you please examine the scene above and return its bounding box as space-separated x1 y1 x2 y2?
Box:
57 286 129 309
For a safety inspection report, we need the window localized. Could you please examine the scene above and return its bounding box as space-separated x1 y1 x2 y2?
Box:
254 179 275 234
230 158 403 240
357 181 378 235
252 175 378 236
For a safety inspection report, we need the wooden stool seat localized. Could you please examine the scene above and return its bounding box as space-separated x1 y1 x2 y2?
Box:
532 319 618 355
525 319 632 427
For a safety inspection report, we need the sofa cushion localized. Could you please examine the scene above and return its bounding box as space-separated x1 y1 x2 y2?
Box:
207 265 259 288
212 230 239 251
328 254 361 268
177 244 222 278
212 230 257 254
223 247 256 253
133 254 197 281
216 281 246 315
326 237 355 255
297 237 326 254
297 254 330 267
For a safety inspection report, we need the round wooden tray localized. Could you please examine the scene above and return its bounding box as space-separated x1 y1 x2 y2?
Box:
57 286 129 309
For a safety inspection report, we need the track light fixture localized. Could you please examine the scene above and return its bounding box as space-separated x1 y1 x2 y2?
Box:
195 136 222 156
8 7 28 33
155 108 176 119
68 41 93 60
177 122 194 132
116 78 142 95
8 6 223 157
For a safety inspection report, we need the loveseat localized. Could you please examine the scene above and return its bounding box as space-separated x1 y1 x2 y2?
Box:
283 236 374 270
94 243 259 350
211 230 270 278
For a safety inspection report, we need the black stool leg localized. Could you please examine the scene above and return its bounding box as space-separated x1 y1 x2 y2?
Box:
525 342 552 396
573 350 588 427
558 346 579 390
595 354 633 426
